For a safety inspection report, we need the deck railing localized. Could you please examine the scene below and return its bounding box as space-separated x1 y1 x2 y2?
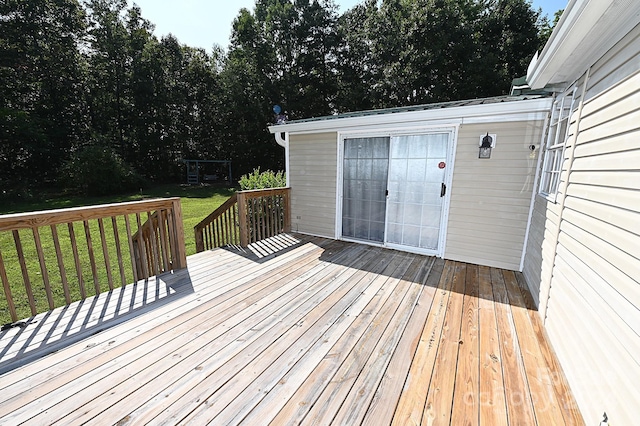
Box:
194 193 241 252
194 187 291 252
0 198 187 324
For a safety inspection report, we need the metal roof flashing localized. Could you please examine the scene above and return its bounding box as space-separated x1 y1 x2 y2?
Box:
268 95 552 135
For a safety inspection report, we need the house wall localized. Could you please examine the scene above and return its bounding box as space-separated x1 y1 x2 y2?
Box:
523 23 640 425
288 132 338 238
444 121 544 270
287 119 545 271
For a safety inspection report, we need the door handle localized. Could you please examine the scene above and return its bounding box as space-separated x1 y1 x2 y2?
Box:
440 182 446 197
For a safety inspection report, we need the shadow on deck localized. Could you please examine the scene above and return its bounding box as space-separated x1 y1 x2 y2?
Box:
0 270 194 375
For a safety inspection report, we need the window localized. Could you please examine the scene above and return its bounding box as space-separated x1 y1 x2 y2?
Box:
539 88 577 199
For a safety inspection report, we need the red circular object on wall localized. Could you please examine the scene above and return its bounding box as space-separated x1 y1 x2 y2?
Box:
438 162 446 169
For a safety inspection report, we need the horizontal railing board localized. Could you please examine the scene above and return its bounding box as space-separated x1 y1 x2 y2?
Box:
0 198 180 231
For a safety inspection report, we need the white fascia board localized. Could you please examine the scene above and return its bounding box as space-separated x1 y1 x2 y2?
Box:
527 0 640 89
268 98 552 135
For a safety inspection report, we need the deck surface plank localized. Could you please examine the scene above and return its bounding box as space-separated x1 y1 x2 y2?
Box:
422 261 467 425
54 241 354 425
515 273 585 426
217 251 415 426
238 251 411 425
451 264 480 426
478 265 508 426
391 260 455 425
181 249 401 425
502 270 566 425
0 234 584 426
361 258 444 425
1 238 331 423
330 257 432 426
491 267 537 425
305 255 421 425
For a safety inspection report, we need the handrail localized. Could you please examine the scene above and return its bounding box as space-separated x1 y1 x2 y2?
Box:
0 198 187 324
194 187 291 252
236 187 291 247
194 193 240 252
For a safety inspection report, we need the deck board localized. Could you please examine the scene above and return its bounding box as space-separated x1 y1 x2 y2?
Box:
422 261 467 425
451 264 480 426
0 234 584 425
478 265 508 426
491 267 537 425
391 259 455 425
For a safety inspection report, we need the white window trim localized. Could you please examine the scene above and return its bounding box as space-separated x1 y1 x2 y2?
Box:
538 88 578 202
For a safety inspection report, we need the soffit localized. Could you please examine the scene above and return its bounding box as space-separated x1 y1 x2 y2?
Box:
527 0 640 89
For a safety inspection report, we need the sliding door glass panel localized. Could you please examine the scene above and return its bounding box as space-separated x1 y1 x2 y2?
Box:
386 133 448 250
342 137 390 243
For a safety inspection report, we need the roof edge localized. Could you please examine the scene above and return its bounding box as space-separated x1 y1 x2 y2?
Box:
268 97 552 134
527 0 640 89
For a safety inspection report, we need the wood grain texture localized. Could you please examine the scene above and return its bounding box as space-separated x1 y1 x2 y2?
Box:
0 236 584 426
422 262 466 426
391 260 455 426
0 247 17 321
0 198 181 231
491 267 537 425
477 265 508 426
361 258 443 426
515 273 585 426
451 264 480 426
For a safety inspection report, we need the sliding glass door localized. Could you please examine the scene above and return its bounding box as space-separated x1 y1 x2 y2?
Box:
385 133 448 251
342 132 450 254
342 137 390 242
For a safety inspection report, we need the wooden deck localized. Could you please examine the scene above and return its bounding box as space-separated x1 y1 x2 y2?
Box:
0 234 583 425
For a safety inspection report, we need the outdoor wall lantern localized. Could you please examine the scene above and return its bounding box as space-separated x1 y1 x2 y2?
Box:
479 133 496 159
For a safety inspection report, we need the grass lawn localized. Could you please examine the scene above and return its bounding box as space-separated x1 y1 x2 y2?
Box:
0 184 235 324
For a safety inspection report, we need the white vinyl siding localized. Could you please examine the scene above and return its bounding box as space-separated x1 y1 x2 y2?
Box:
544 69 640 425
584 21 640 101
445 121 545 270
522 197 560 306
524 22 640 424
288 132 337 238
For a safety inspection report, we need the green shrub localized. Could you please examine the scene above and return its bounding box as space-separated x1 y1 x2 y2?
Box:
238 168 286 190
60 144 146 196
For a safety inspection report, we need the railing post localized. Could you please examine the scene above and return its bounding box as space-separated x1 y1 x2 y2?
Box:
171 198 188 269
195 228 204 252
283 188 291 233
237 191 249 247
0 248 17 322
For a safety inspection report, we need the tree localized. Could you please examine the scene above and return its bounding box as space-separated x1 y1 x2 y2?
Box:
538 8 564 48
84 0 132 157
1 0 550 195
335 0 381 111
335 0 544 108
0 0 88 189
477 0 542 94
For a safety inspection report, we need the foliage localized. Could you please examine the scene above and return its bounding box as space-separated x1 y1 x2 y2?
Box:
1 0 557 195
239 168 286 190
60 143 145 196
537 8 564 48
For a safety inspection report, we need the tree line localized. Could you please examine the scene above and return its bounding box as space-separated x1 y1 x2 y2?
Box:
0 0 556 196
